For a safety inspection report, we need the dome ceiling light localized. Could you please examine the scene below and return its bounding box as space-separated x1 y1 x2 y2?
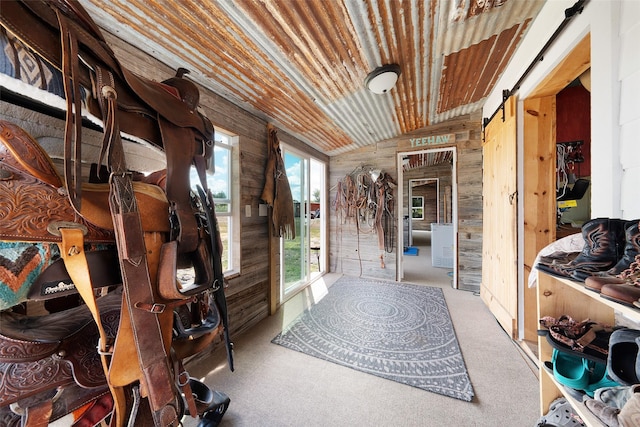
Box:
364 64 401 95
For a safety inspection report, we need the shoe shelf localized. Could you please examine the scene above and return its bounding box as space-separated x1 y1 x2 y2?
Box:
537 271 640 426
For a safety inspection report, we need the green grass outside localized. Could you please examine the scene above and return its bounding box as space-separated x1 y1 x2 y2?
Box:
283 217 321 284
216 215 320 280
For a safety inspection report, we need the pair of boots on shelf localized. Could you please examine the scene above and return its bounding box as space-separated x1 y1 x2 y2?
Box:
536 218 640 308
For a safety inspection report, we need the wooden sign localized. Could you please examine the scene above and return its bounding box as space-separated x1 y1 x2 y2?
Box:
400 133 456 150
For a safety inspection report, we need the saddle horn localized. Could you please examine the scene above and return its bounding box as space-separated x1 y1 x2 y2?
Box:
162 67 200 111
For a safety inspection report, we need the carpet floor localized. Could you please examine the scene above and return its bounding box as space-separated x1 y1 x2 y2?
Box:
271 276 474 401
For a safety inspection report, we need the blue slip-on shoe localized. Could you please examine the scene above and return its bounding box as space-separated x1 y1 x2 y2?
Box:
552 349 591 391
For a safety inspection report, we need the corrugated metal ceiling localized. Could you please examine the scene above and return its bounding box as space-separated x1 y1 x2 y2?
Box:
78 0 545 156
403 150 453 171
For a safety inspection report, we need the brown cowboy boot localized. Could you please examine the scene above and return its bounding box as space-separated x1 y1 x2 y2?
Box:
598 255 640 306
585 221 640 292
537 218 627 281
571 219 638 281
586 254 640 293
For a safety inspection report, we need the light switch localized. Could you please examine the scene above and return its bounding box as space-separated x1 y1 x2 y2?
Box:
245 205 251 217
259 204 268 216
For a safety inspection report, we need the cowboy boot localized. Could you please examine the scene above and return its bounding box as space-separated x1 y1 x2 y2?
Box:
585 259 640 293
537 218 627 281
609 220 640 274
599 256 640 306
571 219 634 281
585 221 640 292
618 384 640 427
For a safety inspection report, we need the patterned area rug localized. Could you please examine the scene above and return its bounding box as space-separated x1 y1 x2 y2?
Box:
272 277 474 401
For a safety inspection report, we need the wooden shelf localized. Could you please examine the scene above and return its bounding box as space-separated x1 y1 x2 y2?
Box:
552 276 640 320
536 271 640 426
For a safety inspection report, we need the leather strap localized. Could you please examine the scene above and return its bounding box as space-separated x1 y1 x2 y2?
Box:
29 250 121 301
57 227 127 427
59 228 110 355
57 10 84 214
173 356 197 419
159 118 198 253
22 399 53 427
109 175 180 426
98 67 180 426
198 186 234 371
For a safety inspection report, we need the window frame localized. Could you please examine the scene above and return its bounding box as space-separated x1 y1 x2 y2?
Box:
193 129 240 277
214 132 240 276
411 196 424 220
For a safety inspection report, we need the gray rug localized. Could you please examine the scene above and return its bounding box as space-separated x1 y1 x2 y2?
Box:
272 277 474 401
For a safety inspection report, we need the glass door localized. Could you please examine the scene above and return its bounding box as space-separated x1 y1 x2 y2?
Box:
280 147 326 301
281 149 308 297
309 158 325 279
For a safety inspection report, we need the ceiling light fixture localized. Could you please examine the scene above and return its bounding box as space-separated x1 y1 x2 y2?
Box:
365 64 401 94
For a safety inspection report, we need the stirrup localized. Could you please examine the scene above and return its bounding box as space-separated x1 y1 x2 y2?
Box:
196 389 230 427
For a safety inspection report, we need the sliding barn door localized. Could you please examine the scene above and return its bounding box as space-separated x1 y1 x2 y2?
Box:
481 97 518 338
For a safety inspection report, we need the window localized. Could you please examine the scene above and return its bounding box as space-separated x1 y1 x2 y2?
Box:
190 129 239 275
411 196 424 220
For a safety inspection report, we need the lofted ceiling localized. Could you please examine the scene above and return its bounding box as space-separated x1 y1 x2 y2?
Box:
78 0 545 156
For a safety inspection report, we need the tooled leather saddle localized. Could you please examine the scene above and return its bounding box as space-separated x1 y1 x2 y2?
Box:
0 1 233 426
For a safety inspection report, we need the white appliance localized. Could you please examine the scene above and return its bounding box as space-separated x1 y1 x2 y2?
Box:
431 223 453 268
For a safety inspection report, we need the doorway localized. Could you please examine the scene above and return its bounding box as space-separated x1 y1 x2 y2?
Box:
519 35 591 345
397 147 458 288
279 145 327 302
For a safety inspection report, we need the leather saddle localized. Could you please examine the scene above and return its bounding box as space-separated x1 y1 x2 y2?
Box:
1 0 214 254
0 120 170 246
0 291 122 424
0 0 232 425
0 118 226 425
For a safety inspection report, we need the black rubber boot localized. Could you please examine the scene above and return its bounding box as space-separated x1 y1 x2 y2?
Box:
537 218 627 281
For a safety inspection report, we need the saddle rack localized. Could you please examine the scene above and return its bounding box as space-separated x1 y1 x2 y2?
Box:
0 1 233 425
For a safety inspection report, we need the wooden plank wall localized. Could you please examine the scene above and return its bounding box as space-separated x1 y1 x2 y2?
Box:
409 183 438 230
405 167 452 230
329 140 398 281
329 114 484 291
457 139 484 291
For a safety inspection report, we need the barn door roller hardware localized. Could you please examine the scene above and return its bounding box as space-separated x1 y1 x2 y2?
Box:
482 0 589 140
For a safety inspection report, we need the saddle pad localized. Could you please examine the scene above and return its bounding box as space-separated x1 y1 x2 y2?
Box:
0 242 59 310
0 241 114 311
0 28 66 99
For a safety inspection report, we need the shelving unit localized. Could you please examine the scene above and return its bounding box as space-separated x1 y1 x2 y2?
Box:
536 271 640 426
